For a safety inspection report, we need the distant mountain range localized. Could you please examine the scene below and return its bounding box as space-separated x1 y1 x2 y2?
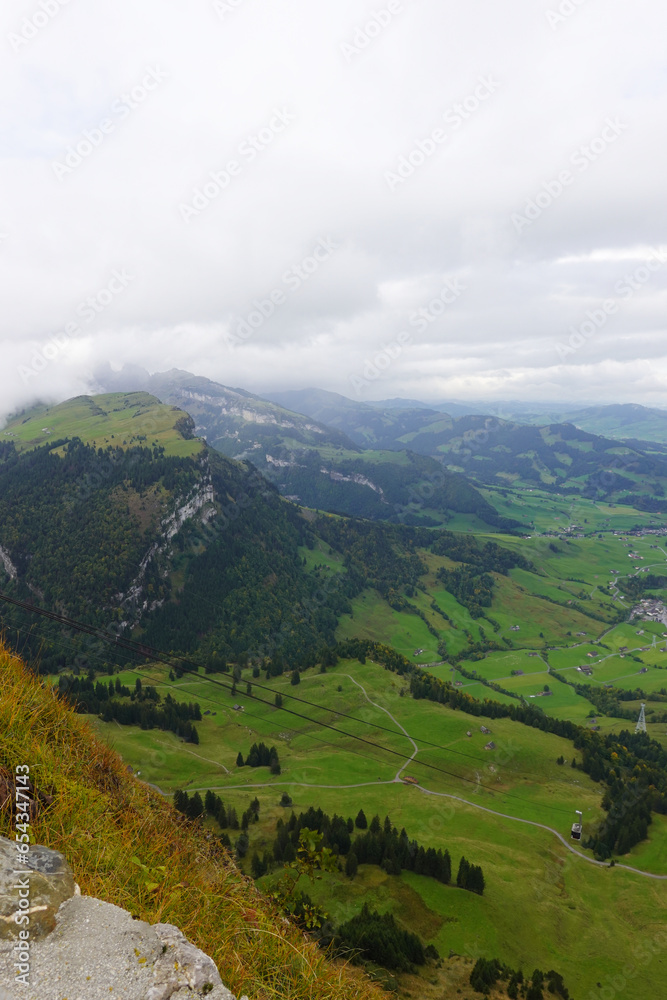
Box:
91 367 667 515
270 389 667 447
93 366 514 529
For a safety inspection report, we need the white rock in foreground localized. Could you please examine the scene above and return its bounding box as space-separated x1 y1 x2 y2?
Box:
0 891 238 1000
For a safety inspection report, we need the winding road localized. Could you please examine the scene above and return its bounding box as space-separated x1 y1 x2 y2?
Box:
182 671 667 881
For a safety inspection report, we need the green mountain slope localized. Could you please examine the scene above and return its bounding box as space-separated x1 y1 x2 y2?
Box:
264 389 667 506
0 392 351 672
94 369 515 529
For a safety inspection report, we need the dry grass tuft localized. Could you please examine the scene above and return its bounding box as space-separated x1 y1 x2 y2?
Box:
0 645 385 1000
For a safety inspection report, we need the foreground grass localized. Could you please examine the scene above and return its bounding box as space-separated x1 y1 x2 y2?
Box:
0 645 383 1000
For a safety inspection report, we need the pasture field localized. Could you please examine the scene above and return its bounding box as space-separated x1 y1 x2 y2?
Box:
87 656 667 1000
336 590 442 663
3 392 203 458
480 486 665 535
88 658 607 832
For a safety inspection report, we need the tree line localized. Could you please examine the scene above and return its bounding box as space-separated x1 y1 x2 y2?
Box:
272 806 485 895
57 673 201 744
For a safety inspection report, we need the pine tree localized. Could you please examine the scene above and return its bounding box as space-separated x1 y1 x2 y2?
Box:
236 751 244 767
274 693 283 708
290 669 300 686
173 789 188 814
457 856 470 888
250 852 267 879
204 790 216 814
187 792 204 819
355 809 368 829
345 851 358 878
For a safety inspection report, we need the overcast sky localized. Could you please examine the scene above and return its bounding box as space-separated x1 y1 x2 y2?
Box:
2 0 667 418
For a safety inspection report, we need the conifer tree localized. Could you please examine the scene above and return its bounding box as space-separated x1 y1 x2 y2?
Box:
355 808 368 829
345 851 358 878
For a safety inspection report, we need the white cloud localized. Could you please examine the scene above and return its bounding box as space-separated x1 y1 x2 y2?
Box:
1 0 667 416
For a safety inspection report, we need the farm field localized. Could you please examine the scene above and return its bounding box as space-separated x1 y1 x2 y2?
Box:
479 486 666 535
336 590 442 663
85 656 667 1000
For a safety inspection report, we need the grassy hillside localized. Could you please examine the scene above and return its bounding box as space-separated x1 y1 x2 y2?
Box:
2 392 203 458
263 389 667 506
92 372 515 529
82 656 667 1000
0 644 384 1000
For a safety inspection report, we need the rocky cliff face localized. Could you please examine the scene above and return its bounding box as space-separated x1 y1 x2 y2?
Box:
0 838 242 1000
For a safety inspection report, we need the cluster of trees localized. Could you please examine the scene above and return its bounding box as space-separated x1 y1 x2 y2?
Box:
431 533 531 618
431 533 531 575
470 960 570 999
335 638 412 675
237 742 281 773
172 789 264 859
456 856 485 894
334 903 430 972
172 788 260 831
57 674 201 743
436 565 495 618
273 809 352 863
272 807 484 895
618 572 667 600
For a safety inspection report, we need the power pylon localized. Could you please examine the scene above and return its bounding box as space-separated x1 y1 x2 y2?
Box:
636 703 647 734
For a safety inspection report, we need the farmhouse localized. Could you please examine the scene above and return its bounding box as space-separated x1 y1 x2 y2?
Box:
480 726 491 734
484 742 496 751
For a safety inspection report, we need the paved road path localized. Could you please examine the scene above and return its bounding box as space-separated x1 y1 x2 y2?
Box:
203 776 667 880
343 673 419 780
184 671 667 882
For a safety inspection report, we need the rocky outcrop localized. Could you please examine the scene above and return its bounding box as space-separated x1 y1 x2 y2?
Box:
0 547 17 582
0 839 74 940
0 839 241 1000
